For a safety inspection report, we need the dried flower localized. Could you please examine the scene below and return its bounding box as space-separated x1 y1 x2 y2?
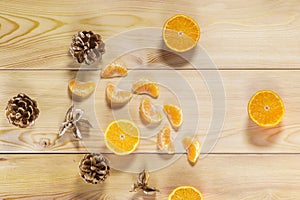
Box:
130 170 159 195
58 105 91 140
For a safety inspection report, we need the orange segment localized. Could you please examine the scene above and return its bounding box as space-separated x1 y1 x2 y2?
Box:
68 79 96 97
182 137 200 164
168 186 204 200
248 90 285 127
132 79 159 98
163 14 200 52
163 104 183 129
104 119 140 155
157 125 174 153
101 62 128 78
106 83 132 104
139 98 162 124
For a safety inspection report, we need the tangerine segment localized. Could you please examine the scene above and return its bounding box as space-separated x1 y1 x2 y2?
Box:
104 119 140 155
163 14 200 52
157 125 174 153
163 104 183 129
248 90 285 127
139 98 162 124
101 62 128 78
106 83 132 104
68 79 96 97
182 137 200 164
168 186 204 200
132 79 159 98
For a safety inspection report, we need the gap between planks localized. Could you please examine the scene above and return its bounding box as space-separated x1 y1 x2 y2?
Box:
0 152 300 155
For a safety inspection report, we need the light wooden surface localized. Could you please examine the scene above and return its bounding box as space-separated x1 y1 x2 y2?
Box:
0 0 299 69
1 154 300 199
1 0 300 199
0 70 299 153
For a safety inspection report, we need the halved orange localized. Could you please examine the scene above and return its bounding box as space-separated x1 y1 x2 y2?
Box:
106 83 132 104
68 79 96 97
132 79 159 98
163 14 200 52
104 119 140 155
248 90 285 127
163 104 183 129
182 137 200 164
168 186 204 200
101 62 128 78
139 98 162 124
157 125 174 153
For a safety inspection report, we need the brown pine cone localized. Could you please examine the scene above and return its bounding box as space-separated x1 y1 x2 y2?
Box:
79 153 110 184
70 31 105 65
5 93 40 128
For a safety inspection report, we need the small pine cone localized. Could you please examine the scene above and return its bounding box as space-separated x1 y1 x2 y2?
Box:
5 93 40 128
70 31 105 65
79 153 110 184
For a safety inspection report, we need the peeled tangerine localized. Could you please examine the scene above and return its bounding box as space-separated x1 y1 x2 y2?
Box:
132 79 159 98
68 79 96 97
163 104 182 129
101 62 128 78
106 83 132 104
157 125 174 154
182 137 200 165
139 98 162 124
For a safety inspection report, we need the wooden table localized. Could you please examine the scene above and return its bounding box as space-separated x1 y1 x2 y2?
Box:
1 0 300 199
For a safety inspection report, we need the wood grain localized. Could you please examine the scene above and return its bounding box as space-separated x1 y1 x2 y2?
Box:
1 0 300 199
0 0 299 69
0 70 298 153
0 154 299 199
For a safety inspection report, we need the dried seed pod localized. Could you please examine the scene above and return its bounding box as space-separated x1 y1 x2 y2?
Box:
59 105 83 140
5 93 39 128
130 170 159 195
79 153 110 184
58 105 92 140
70 31 105 65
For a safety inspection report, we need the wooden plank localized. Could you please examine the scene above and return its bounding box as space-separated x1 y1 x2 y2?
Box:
0 0 299 69
0 70 212 153
0 154 299 199
0 70 299 153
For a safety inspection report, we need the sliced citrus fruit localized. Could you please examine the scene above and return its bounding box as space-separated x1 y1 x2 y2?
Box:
248 90 285 127
101 62 128 78
157 125 174 153
106 83 132 104
168 186 204 200
163 14 200 52
68 79 96 97
163 104 183 129
182 137 200 164
139 98 162 124
104 119 140 155
132 79 159 98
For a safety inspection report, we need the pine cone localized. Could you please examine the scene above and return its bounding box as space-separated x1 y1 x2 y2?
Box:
70 31 105 65
5 93 40 128
79 153 110 184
